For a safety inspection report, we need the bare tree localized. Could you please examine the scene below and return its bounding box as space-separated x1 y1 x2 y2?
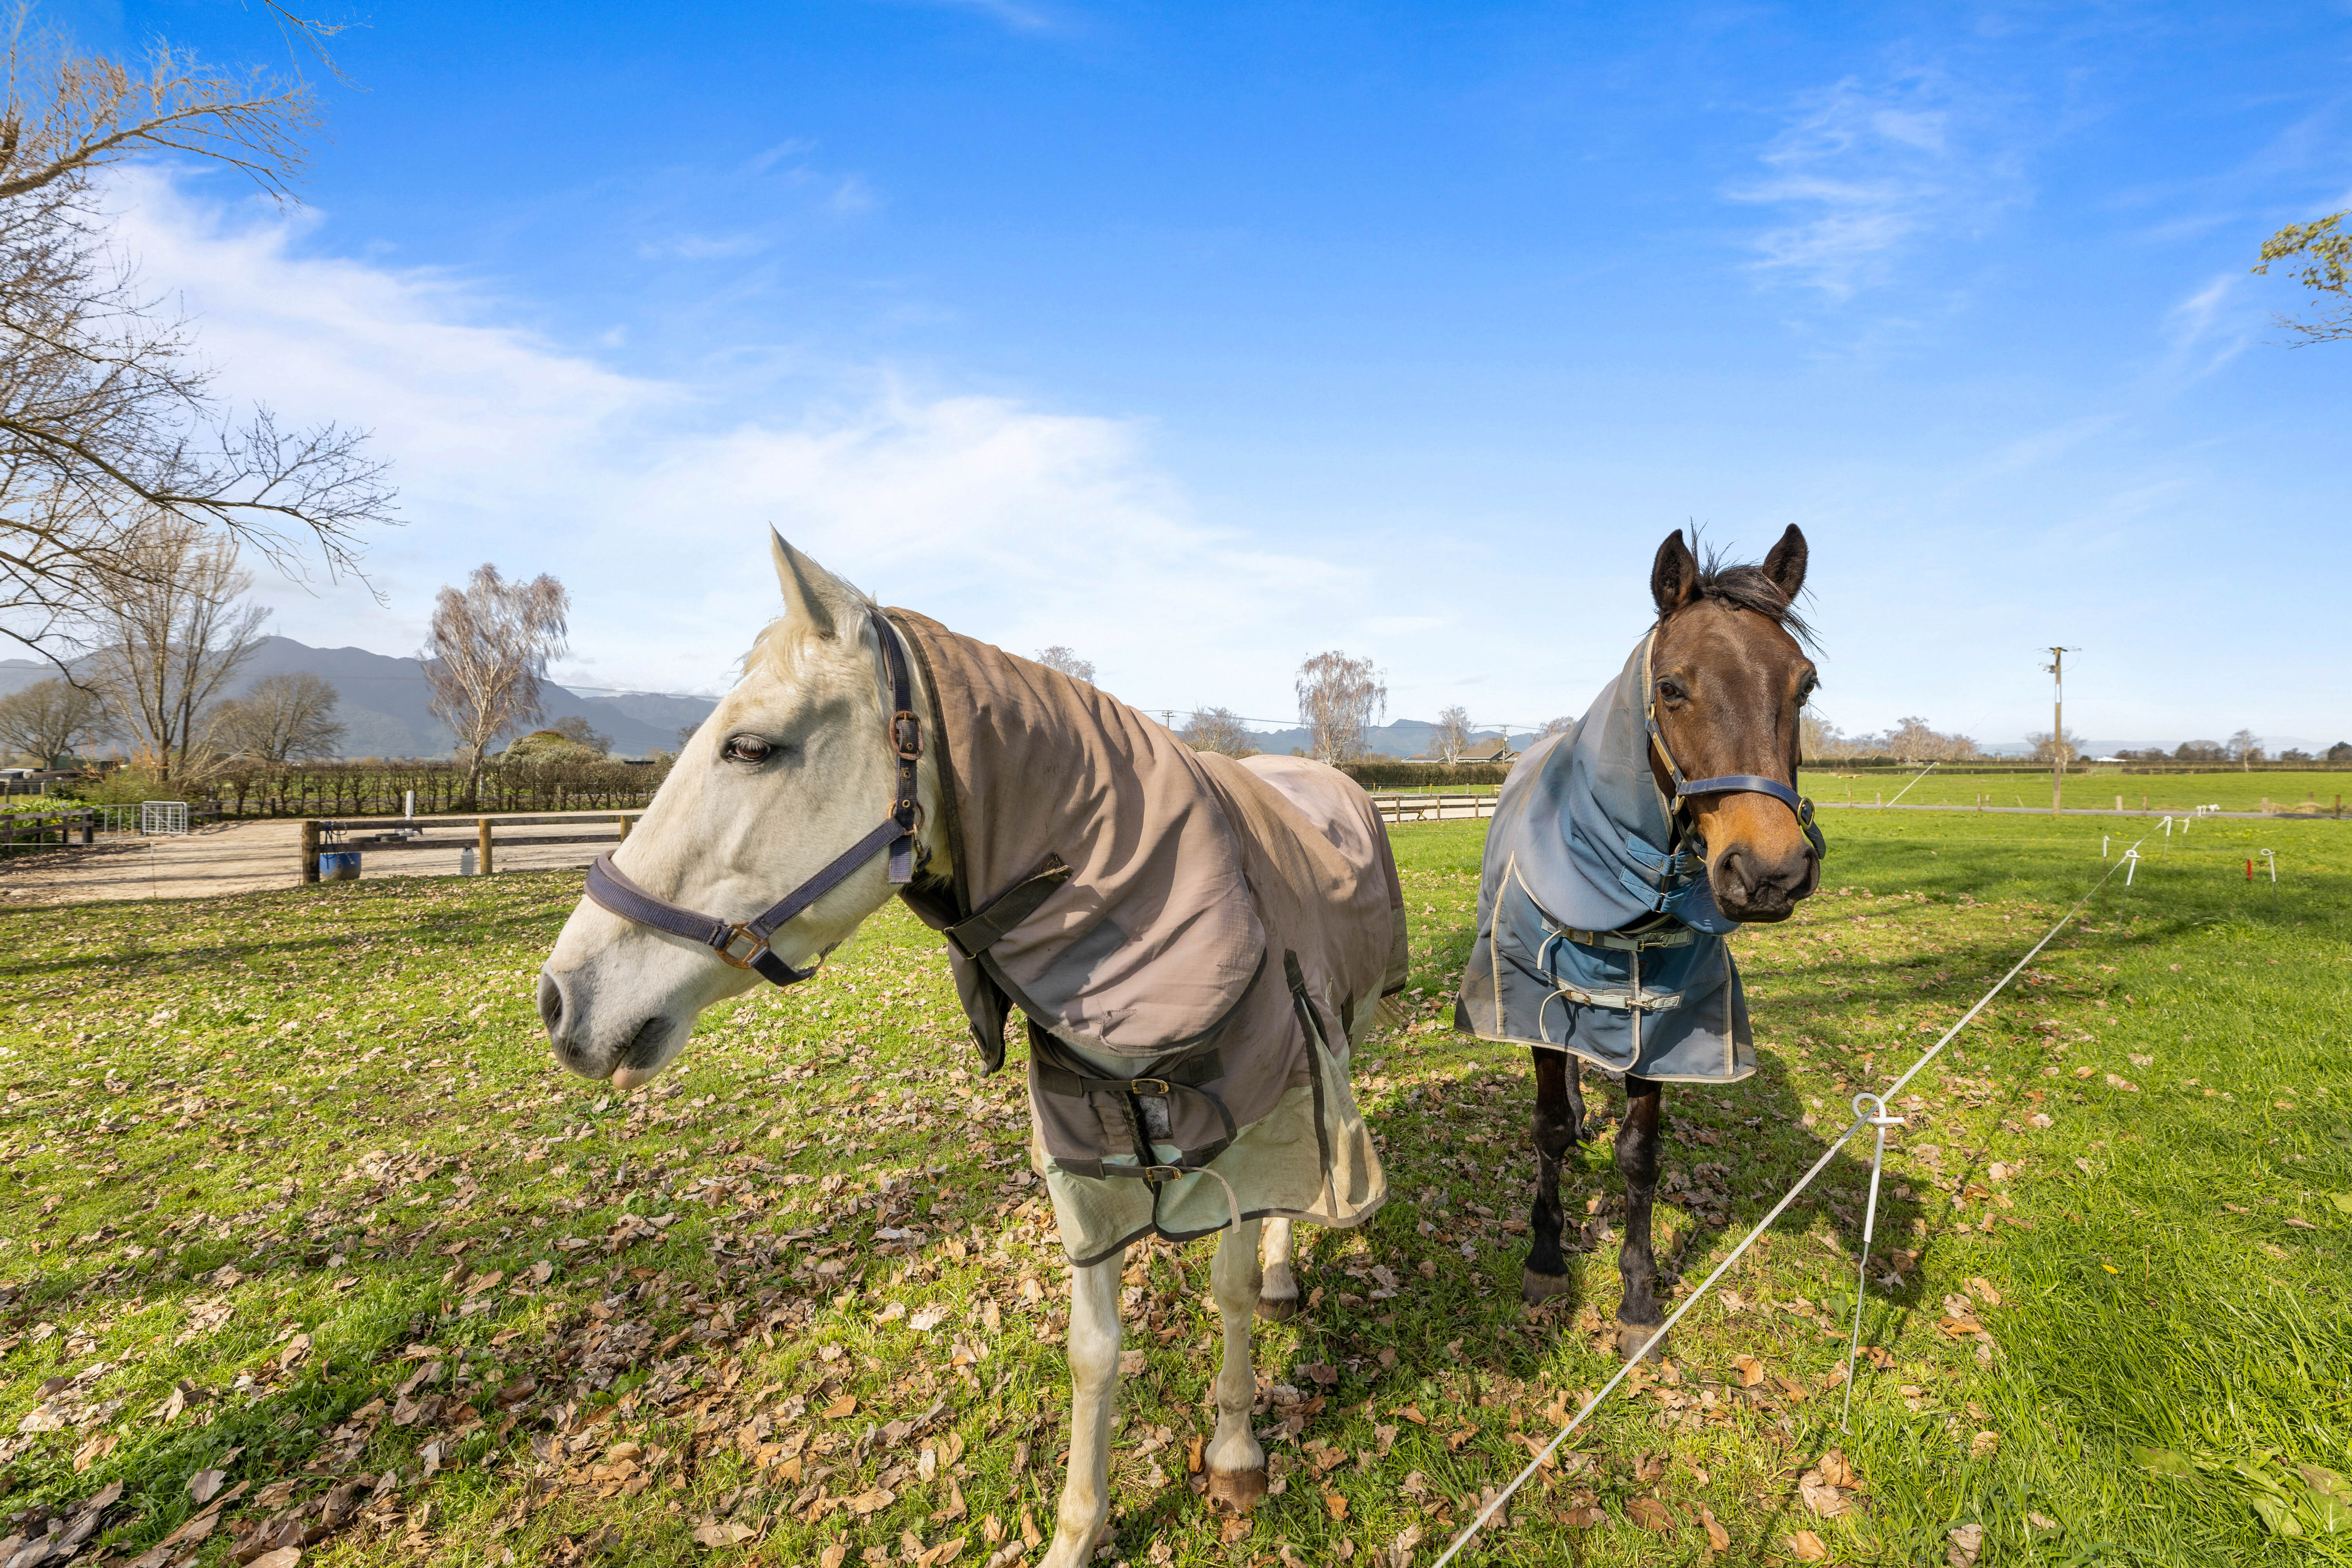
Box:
421 564 569 807
2253 211 2350 345
0 673 103 764
0 13 393 662
1295 650 1385 765
2026 729 2086 766
2228 728 2263 770
1430 704 1473 762
546 714 612 757
1179 706 1256 757
1886 715 1980 762
78 517 267 782
1537 715 1574 740
1034 645 1095 684
212 670 343 761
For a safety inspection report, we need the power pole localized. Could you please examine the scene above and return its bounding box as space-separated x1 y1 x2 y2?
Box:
2041 647 2078 815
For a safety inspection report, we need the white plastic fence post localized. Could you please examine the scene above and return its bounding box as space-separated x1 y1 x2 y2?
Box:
1841 1092 1907 1431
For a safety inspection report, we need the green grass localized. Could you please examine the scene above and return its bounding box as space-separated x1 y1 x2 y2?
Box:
1 811 2346 1565
1802 767 2350 817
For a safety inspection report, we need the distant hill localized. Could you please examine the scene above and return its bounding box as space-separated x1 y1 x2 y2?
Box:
0 636 720 760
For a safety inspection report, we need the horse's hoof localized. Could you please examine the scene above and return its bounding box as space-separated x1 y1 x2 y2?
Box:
1253 1292 1300 1323
1616 1320 1669 1363
1521 1268 1574 1305
1207 1466 1268 1515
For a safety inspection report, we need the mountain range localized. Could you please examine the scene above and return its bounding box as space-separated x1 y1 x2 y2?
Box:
1 639 2335 762
0 637 722 760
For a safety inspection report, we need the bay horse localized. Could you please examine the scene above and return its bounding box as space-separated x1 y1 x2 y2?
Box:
1456 526 1821 1359
537 535 1403 1568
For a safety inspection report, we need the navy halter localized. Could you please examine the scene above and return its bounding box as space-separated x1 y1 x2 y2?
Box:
582 606 922 986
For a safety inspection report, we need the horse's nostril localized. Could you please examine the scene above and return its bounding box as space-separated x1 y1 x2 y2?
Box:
537 972 565 1032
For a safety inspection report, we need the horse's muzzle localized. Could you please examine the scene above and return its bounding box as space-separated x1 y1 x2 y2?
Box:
537 966 677 1086
1709 838 1819 922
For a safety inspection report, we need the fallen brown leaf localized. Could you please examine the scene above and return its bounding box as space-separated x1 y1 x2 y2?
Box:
1789 1528 1829 1561
1625 1495 1675 1534
1324 1491 1349 1521
1699 1501 1730 1553
1947 1522 1985 1568
1732 1354 1766 1387
1798 1468 1851 1518
820 1394 859 1419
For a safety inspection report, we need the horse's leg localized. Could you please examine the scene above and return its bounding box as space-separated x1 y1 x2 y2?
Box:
1205 1217 1270 1512
1522 1047 1587 1303
1040 1247 1125 1568
1255 1217 1299 1321
1613 1074 1668 1361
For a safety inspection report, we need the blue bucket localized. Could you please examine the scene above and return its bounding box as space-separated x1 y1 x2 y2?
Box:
318 851 363 883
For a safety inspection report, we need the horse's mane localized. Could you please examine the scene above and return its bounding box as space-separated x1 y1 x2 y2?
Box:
1677 531 1816 647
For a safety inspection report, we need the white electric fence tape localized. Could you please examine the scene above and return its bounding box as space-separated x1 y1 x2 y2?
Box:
1428 830 2154 1566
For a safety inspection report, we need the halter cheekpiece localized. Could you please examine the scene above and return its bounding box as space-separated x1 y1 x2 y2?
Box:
582 604 923 987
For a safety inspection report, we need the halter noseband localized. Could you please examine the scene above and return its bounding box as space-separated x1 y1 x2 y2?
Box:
582 605 923 987
1642 631 1826 862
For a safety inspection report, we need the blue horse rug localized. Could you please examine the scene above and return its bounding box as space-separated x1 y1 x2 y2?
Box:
1455 634 1756 1083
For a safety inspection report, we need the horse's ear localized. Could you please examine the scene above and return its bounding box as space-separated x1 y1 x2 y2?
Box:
1761 524 1808 603
769 530 840 640
1650 529 1700 617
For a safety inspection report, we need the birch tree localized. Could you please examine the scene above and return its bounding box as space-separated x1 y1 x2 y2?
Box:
1430 704 1472 762
421 564 569 807
1295 650 1385 765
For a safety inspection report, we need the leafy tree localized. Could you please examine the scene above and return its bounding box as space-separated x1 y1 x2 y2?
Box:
2253 211 2350 345
2329 741 2352 764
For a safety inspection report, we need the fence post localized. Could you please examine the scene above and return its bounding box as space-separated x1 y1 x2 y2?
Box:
617 813 632 842
301 819 321 884
478 817 495 876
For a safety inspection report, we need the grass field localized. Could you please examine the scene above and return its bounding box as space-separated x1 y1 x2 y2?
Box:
3 811 2347 1566
1800 768 2350 817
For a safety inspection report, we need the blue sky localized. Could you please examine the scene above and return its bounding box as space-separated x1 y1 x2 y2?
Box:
60 0 2352 748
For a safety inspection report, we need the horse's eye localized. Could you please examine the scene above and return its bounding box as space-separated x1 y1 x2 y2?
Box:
1657 680 1687 703
723 735 773 764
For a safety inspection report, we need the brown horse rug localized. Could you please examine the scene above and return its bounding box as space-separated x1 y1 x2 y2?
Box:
888 610 1405 1265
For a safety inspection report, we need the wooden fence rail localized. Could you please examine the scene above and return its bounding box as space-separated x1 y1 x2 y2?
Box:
1367 792 1500 824
301 811 644 884
0 809 97 857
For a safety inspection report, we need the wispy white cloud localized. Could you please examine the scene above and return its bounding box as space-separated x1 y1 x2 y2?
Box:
106 171 1365 707
898 0 1055 34
1729 68 2022 298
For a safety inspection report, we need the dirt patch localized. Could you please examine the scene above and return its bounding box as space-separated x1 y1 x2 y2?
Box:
0 818 612 905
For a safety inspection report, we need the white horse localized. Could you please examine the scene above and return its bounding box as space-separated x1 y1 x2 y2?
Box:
538 536 1401 1567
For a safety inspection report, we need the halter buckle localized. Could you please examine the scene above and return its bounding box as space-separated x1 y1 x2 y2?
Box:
1129 1077 1172 1096
893 710 923 762
714 924 769 969
1141 1164 1183 1185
